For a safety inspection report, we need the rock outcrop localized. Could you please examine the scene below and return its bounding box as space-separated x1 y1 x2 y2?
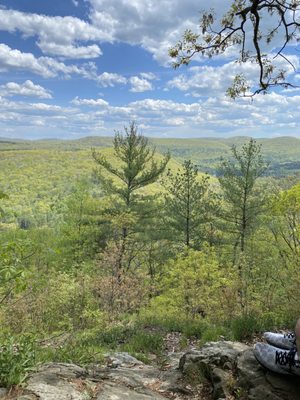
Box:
2 341 300 399
179 341 300 400
2 353 187 400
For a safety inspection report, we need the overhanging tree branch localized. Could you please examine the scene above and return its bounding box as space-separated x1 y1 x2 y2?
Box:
169 0 300 97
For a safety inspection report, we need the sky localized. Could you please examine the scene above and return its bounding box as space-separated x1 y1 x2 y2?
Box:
0 0 300 139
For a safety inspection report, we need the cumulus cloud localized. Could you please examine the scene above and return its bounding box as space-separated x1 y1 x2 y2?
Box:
0 80 52 99
88 0 210 64
71 96 109 106
97 72 127 87
1 93 300 139
129 76 153 92
167 55 300 97
0 8 106 59
0 1 297 69
38 43 102 59
140 72 157 80
0 44 100 80
0 1 298 67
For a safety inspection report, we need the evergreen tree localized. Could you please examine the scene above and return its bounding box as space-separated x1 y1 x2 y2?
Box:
218 139 268 257
163 160 211 248
92 122 170 271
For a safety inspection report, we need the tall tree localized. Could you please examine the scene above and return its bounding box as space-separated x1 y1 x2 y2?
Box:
0 190 8 222
92 122 170 270
169 1 300 96
93 122 169 209
163 160 211 248
271 182 300 268
218 139 268 256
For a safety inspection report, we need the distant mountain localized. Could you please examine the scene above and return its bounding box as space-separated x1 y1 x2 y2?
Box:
0 135 299 177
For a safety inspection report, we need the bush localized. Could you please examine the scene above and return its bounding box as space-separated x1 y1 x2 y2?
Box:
38 339 104 365
0 336 36 387
121 331 163 355
138 310 209 338
146 248 236 323
201 325 231 343
89 324 138 348
230 313 261 341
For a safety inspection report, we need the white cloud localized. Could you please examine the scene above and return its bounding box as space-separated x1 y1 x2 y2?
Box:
97 72 127 87
167 55 300 97
0 9 107 59
129 76 153 92
71 96 109 106
165 117 185 126
0 80 52 99
38 43 102 59
1 92 300 139
140 72 157 80
88 0 209 64
0 1 298 67
0 44 100 80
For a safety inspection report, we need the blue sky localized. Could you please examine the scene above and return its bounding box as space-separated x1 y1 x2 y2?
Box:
0 0 300 139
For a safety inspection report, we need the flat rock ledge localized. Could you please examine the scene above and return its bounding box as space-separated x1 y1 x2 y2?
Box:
1 352 186 400
179 341 300 400
1 342 300 399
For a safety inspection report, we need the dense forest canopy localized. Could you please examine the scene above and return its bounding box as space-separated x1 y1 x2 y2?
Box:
0 127 299 388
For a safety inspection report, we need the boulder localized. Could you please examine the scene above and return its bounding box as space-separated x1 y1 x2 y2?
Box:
179 341 300 400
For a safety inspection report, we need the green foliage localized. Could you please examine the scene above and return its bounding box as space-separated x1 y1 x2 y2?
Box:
163 160 212 248
169 1 300 95
218 139 268 255
2 272 106 334
121 331 164 357
148 247 236 322
139 310 208 338
92 122 170 208
230 313 262 341
201 325 232 343
271 182 300 266
59 179 104 265
38 338 104 365
0 239 34 302
0 335 36 387
91 324 138 348
0 135 300 379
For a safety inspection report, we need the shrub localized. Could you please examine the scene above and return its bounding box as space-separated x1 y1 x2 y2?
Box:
38 339 104 365
230 313 261 341
0 336 36 387
121 331 164 355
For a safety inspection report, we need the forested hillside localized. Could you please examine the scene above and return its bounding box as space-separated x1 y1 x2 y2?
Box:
0 128 299 388
1 135 300 175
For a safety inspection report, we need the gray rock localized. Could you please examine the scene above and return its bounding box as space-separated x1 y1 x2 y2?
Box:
211 367 232 399
25 363 90 400
179 341 248 373
97 382 166 399
179 340 300 400
0 388 7 399
10 344 300 400
104 352 143 367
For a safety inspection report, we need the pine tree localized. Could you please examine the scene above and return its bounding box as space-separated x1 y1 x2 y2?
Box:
92 122 170 271
163 160 211 248
218 139 268 256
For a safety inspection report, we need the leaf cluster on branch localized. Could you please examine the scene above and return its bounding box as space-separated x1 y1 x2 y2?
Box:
169 0 300 97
